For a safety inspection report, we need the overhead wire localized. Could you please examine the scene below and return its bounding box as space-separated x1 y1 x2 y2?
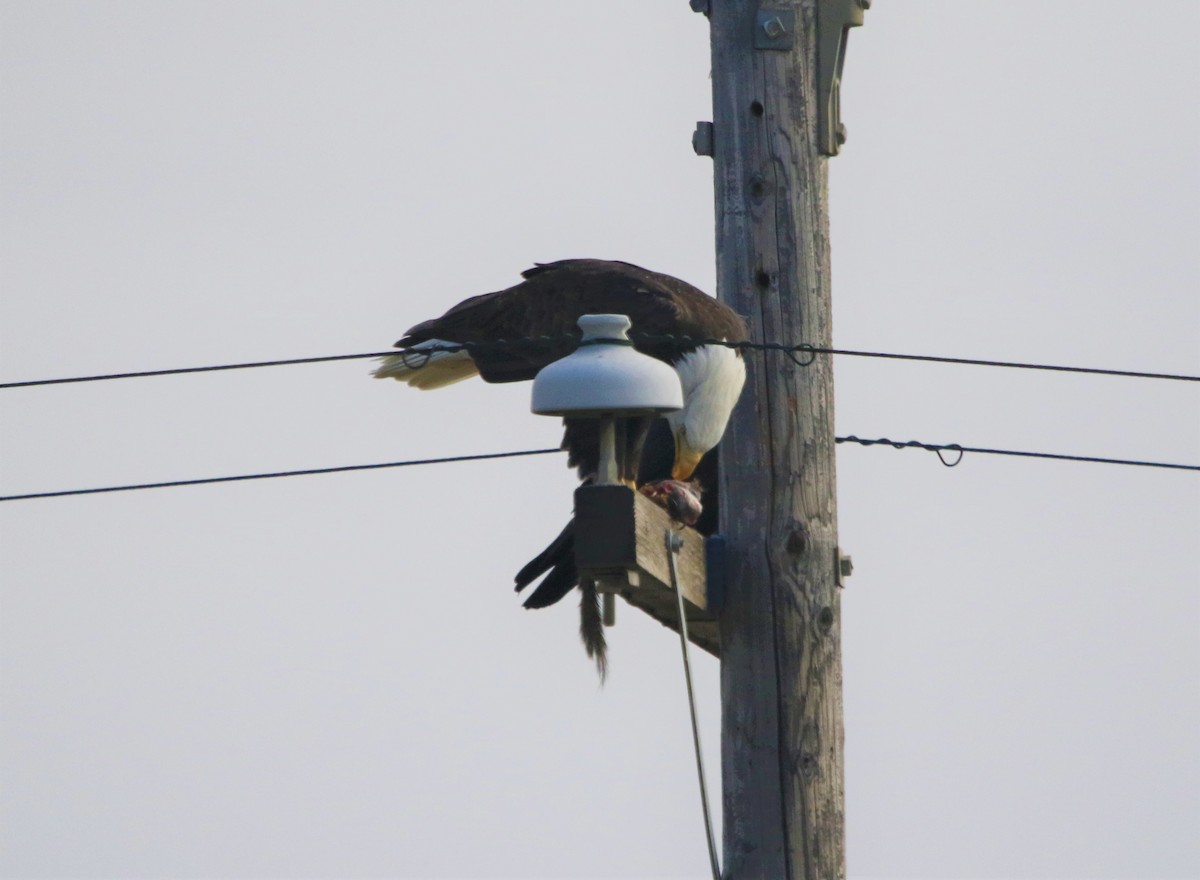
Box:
1 437 1195 503
834 436 1200 471
2 335 1198 389
0 448 563 502
2 334 1195 501
0 351 403 389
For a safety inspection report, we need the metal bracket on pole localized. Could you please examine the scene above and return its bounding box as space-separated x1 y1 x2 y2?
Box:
817 0 869 156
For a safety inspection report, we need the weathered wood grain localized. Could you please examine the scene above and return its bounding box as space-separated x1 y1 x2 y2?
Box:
707 1 846 877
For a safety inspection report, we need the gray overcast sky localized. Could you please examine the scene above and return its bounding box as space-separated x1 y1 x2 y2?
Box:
1 2 1197 878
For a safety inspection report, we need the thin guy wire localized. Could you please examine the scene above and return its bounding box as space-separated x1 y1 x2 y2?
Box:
3 335 1197 389
0 448 563 502
639 336 1200 380
736 341 1198 381
835 436 1200 471
0 351 407 389
666 529 721 880
0 340 606 389
2 436 1196 503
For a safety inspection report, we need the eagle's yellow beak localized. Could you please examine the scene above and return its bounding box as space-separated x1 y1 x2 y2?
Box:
672 427 705 481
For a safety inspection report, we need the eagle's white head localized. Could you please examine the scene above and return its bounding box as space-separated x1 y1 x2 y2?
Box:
664 343 746 480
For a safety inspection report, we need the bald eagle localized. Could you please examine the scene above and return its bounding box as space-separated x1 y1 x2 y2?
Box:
375 259 747 674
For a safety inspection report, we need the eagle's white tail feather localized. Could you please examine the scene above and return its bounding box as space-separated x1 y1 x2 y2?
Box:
372 340 479 390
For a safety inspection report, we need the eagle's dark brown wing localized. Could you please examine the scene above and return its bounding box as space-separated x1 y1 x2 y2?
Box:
395 259 746 383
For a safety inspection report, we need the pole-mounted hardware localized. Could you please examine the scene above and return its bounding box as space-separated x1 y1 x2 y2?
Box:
696 2 867 162
532 313 683 488
754 8 796 50
535 316 710 638
835 546 854 586
747 2 869 155
817 0 869 155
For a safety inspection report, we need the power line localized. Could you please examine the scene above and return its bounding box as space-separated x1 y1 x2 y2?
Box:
798 345 1198 382
0 448 563 502
0 351 400 389
835 435 1200 471
2 436 1195 503
2 337 1197 390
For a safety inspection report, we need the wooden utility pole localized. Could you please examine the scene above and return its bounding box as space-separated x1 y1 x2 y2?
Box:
696 0 864 876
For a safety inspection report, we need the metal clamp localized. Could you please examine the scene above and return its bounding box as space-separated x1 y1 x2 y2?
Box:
817 0 869 155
